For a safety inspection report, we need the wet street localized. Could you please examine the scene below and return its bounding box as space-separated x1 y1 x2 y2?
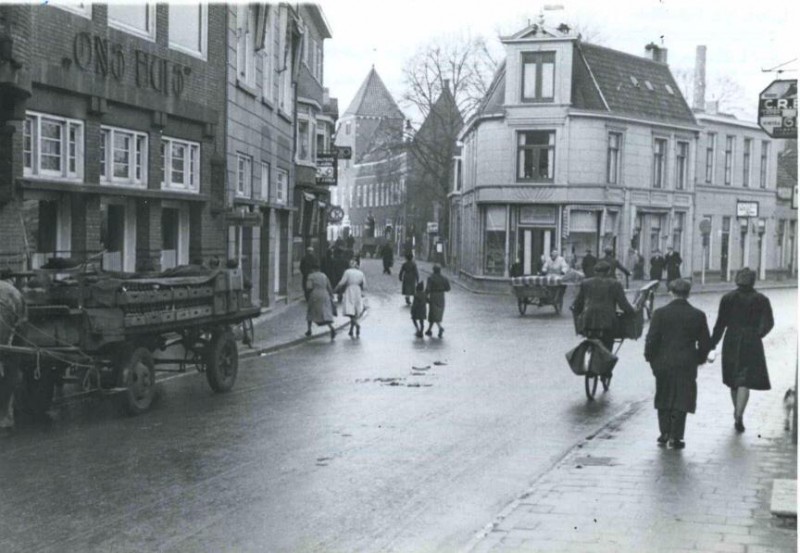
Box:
0 260 796 553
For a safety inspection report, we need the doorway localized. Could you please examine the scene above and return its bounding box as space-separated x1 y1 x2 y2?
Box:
518 227 553 275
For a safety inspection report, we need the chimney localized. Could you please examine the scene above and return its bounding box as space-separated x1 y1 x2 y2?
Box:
693 46 706 110
705 100 719 115
644 42 668 63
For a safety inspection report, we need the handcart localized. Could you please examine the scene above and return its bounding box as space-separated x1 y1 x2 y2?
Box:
0 265 259 417
511 274 569 315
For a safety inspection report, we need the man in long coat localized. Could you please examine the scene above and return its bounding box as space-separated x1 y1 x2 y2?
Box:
398 253 419 306
665 246 682 284
572 261 635 355
0 278 26 435
649 249 665 281
644 279 711 449
601 246 630 282
581 249 597 278
710 267 774 432
380 243 394 275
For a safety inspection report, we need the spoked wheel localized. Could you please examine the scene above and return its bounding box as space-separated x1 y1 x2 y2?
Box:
205 327 238 393
518 299 528 315
583 341 598 400
117 346 156 416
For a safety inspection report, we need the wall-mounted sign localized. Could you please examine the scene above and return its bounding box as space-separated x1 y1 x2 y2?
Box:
777 187 793 201
758 79 797 139
426 222 439 234
328 205 345 223
736 201 759 218
333 145 352 160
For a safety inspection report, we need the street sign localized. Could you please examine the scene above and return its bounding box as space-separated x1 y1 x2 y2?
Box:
327 205 344 223
736 201 759 218
426 222 439 234
758 79 797 139
333 145 352 160
699 219 712 234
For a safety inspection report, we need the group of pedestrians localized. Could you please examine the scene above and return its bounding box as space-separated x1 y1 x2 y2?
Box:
400 253 451 338
579 246 682 283
573 262 774 450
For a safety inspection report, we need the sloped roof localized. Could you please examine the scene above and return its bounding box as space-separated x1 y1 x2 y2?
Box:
474 61 506 118
416 84 464 139
342 67 404 119
575 43 695 125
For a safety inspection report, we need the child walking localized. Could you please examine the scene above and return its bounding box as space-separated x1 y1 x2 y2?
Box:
411 281 427 338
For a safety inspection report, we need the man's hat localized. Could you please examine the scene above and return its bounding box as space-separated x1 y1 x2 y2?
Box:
594 260 611 274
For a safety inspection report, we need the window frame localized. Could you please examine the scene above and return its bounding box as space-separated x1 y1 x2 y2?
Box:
107 3 156 41
275 168 288 204
759 141 769 189
161 136 201 193
260 161 271 200
675 140 689 191
742 138 752 188
23 111 84 182
236 153 253 198
168 3 208 60
516 130 556 183
520 51 555 103
606 131 622 184
236 4 257 87
705 133 716 184
652 137 668 189
261 8 277 104
724 135 734 186
100 125 148 188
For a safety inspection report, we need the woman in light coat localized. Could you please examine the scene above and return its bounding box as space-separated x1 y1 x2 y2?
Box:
336 259 366 338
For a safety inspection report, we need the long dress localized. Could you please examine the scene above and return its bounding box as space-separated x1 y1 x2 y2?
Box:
426 273 451 323
336 268 366 317
305 271 335 325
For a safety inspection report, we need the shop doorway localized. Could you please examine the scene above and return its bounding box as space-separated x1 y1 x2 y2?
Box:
720 216 731 280
518 227 553 275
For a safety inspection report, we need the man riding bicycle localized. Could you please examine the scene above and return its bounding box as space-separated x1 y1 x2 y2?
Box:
572 260 635 362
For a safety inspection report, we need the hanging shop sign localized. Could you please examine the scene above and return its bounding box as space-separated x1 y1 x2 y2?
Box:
758 79 797 139
72 32 192 97
316 151 337 185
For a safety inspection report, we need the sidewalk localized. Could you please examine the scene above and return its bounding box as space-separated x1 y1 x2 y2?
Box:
463 367 798 552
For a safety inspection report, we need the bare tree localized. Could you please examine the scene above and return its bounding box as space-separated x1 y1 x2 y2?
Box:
672 68 748 116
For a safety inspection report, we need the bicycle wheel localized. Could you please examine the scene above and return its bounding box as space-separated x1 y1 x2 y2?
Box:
583 341 598 400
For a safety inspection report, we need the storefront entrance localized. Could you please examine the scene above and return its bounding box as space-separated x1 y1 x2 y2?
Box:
518 227 554 275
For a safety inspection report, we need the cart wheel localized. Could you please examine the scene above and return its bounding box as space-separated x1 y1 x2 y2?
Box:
518 299 528 315
117 347 156 416
205 328 238 393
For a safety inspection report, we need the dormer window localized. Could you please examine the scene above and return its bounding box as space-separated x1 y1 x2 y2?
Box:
629 75 639 87
665 84 675 95
644 80 654 91
521 52 555 102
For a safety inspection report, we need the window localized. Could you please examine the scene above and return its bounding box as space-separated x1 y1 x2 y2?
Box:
297 119 310 161
100 126 148 187
276 168 288 204
672 212 684 252
236 4 256 85
724 136 734 185
316 43 323 82
742 138 752 187
454 158 463 191
236 153 253 198
675 141 689 190
260 161 270 199
161 137 200 193
705 133 716 183
607 132 622 184
346 122 351 135
108 4 155 40
760 141 769 189
517 131 555 181
521 52 555 102
169 3 207 59
277 9 293 114
652 138 667 188
50 1 92 18
665 84 675 95
484 206 507 276
23 112 84 180
262 9 277 103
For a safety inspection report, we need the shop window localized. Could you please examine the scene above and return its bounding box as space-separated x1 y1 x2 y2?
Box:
675 141 689 190
517 131 555 182
521 52 555 102
652 138 667 188
236 153 253 198
23 112 84 181
161 137 200 193
100 126 148 187
724 136 734 185
169 3 208 59
705 133 716 183
484 206 507 276
742 138 752 187
108 3 155 40
276 168 288 204
607 132 621 184
760 141 769 189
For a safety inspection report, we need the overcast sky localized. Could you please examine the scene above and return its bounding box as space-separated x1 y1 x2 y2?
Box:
321 0 798 123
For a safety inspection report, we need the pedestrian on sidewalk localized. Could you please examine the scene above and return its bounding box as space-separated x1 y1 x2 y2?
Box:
709 267 774 433
644 279 711 449
336 258 366 338
425 265 451 338
399 253 419 306
665 246 682 284
299 247 318 301
632 251 645 281
381 243 394 275
649 249 665 282
602 246 630 282
581 249 597 278
304 262 337 340
411 281 427 338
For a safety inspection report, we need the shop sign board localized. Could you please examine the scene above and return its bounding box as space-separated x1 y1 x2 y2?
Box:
316 152 337 185
758 79 797 139
736 201 759 218
426 222 439 234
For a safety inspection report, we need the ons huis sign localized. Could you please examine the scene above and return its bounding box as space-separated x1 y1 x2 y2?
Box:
72 32 192 97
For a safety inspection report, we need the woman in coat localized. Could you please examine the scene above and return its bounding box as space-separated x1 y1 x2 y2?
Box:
336 258 366 338
424 265 451 338
710 267 774 432
644 279 711 449
305 262 336 339
398 253 419 306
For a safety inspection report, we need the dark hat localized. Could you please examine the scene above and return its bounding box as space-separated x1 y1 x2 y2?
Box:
735 267 756 287
594 260 611 274
432 264 442 274
668 278 691 297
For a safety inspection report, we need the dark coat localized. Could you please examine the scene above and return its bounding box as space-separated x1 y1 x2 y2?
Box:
710 286 774 391
299 252 318 276
632 255 645 280
649 255 665 280
572 275 635 332
665 251 682 281
411 290 427 320
381 245 394 267
602 253 630 279
645 298 711 413
581 254 597 278
399 261 419 296
425 273 451 322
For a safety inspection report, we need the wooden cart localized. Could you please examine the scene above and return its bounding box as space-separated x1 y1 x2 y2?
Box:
1 266 259 417
511 275 570 315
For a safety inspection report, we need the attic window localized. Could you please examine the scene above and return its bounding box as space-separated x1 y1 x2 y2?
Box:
644 80 654 91
629 75 639 87
665 84 675 95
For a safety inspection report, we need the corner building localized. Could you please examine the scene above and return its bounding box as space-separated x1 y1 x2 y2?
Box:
450 25 699 290
0 4 227 272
